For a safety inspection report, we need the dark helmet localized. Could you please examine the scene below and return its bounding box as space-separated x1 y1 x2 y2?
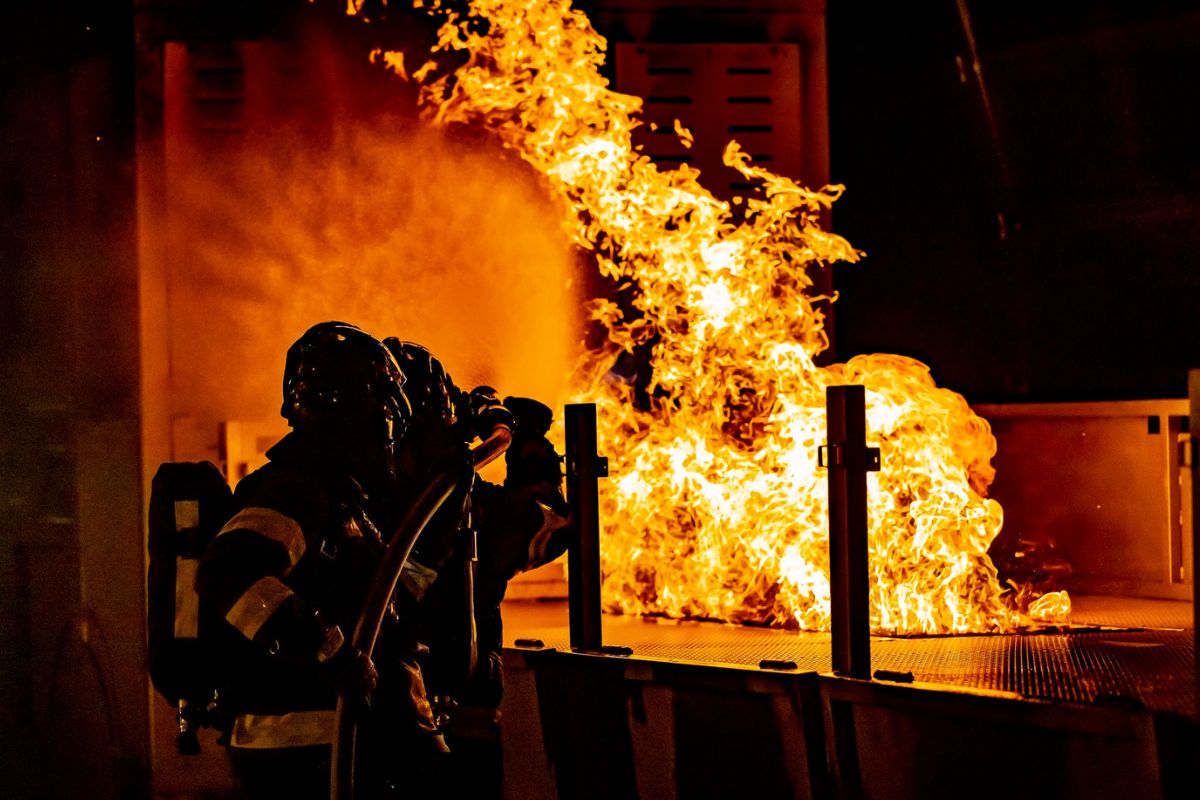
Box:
282 322 411 444
382 338 459 428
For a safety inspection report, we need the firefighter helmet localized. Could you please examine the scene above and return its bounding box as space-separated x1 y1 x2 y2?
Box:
382 338 458 428
281 322 411 444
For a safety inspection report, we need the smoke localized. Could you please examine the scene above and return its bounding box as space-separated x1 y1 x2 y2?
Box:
166 117 580 425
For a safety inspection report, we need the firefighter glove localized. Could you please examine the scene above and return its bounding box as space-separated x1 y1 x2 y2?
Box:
504 396 554 438
503 396 563 488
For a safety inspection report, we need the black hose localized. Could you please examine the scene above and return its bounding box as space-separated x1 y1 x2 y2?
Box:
470 426 512 471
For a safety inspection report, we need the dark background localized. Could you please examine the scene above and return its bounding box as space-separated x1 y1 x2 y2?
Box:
828 0 1200 402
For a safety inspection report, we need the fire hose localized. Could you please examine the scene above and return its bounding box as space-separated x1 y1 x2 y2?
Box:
330 424 512 800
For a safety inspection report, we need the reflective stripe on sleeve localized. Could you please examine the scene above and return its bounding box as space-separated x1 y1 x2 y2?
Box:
526 501 571 570
225 576 294 641
399 558 438 600
228 710 337 749
174 557 200 639
219 506 307 568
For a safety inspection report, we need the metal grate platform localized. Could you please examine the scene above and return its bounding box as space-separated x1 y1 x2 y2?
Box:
502 595 1196 715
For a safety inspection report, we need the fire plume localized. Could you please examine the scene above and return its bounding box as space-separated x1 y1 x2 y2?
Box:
363 0 1069 634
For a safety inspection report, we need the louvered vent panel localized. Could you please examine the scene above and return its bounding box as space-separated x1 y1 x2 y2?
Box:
615 43 803 199
189 43 246 138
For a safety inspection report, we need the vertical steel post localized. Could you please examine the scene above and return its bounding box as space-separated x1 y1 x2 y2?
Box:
824 385 875 679
1188 370 1200 718
566 403 604 650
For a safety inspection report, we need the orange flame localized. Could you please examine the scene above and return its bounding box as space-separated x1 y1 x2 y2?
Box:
361 0 1068 634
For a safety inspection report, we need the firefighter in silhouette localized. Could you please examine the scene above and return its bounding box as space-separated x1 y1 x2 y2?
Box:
385 340 573 796
195 321 463 799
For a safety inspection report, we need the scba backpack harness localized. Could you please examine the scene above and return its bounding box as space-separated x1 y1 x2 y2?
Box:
147 461 233 754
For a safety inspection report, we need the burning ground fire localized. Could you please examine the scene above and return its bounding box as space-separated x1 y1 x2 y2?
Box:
356 0 1070 634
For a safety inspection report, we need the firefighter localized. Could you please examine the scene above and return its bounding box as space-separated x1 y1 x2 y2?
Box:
384 340 574 797
195 321 462 799
445 394 573 797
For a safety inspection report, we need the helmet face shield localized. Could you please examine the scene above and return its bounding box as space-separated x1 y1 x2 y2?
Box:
282 322 412 451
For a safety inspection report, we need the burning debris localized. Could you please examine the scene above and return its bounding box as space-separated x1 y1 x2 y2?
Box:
356 0 1071 634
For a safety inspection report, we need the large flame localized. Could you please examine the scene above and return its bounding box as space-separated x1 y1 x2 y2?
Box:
359 0 1070 634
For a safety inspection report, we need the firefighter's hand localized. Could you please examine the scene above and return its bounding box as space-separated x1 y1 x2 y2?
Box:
504 396 554 438
323 642 379 707
503 396 563 487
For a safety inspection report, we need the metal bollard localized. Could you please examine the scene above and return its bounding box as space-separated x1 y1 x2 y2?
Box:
565 403 606 651
821 385 878 679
